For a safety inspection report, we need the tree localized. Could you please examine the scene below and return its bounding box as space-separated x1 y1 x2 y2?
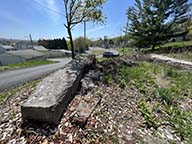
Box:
103 35 108 48
38 38 68 50
126 0 192 50
173 20 191 41
74 37 91 53
63 0 106 59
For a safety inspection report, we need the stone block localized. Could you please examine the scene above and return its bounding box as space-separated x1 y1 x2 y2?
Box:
21 56 95 124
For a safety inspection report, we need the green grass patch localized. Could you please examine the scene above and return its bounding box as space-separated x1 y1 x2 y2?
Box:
138 101 158 129
118 63 158 94
164 105 192 142
153 88 174 105
96 57 108 62
142 40 192 52
103 61 192 101
161 41 192 48
0 80 40 103
102 59 192 142
117 47 135 56
91 49 105 55
0 60 54 72
164 52 192 62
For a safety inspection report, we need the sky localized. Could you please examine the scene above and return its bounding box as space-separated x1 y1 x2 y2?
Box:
0 0 134 40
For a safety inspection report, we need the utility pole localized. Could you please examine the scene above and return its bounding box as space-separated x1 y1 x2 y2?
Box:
84 20 87 50
29 34 34 49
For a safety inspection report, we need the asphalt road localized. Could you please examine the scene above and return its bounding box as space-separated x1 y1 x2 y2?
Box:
0 58 71 92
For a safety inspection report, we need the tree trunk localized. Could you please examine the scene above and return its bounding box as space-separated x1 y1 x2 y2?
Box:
182 34 187 41
67 27 75 59
152 44 155 50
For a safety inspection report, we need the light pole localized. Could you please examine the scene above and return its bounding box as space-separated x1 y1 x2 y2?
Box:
29 34 34 50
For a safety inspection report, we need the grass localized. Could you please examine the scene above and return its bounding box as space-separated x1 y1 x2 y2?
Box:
161 41 192 48
163 52 192 62
0 79 40 103
92 47 135 57
102 60 192 143
91 49 106 55
163 105 192 141
117 47 135 56
96 57 108 62
153 87 174 105
142 40 192 52
0 60 54 72
138 101 158 129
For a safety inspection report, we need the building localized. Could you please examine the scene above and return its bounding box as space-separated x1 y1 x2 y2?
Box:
7 49 46 61
60 49 72 55
0 49 46 66
0 45 6 53
0 52 25 66
0 46 24 66
33 45 48 51
0 45 15 51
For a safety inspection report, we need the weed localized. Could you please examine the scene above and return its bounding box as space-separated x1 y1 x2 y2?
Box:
164 105 192 142
138 101 158 129
95 89 103 97
117 47 134 56
103 74 113 84
109 135 119 144
119 79 126 89
101 58 192 142
117 63 159 95
153 88 174 105
166 68 180 78
97 57 107 62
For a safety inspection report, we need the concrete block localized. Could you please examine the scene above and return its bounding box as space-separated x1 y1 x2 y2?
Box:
21 56 95 124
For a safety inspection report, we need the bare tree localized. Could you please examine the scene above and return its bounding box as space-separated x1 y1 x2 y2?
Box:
63 0 106 59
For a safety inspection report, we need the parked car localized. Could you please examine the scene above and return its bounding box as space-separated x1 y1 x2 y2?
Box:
103 50 119 58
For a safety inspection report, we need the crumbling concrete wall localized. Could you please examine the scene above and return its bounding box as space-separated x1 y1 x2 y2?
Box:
21 56 95 124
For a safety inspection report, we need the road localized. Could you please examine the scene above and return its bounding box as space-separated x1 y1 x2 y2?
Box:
0 58 71 92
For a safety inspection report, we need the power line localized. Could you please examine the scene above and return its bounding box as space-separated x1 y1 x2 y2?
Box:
31 0 65 17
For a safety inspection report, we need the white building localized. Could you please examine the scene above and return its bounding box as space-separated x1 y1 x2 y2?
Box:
33 45 48 51
0 49 46 66
0 46 6 53
0 46 24 66
7 49 46 61
0 53 25 66
0 45 15 51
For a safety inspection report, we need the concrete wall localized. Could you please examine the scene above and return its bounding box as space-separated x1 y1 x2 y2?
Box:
21 56 95 124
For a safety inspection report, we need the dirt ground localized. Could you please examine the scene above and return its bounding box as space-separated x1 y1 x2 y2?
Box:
0 56 189 144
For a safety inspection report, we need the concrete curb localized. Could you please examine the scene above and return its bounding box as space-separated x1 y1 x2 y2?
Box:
149 54 192 70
